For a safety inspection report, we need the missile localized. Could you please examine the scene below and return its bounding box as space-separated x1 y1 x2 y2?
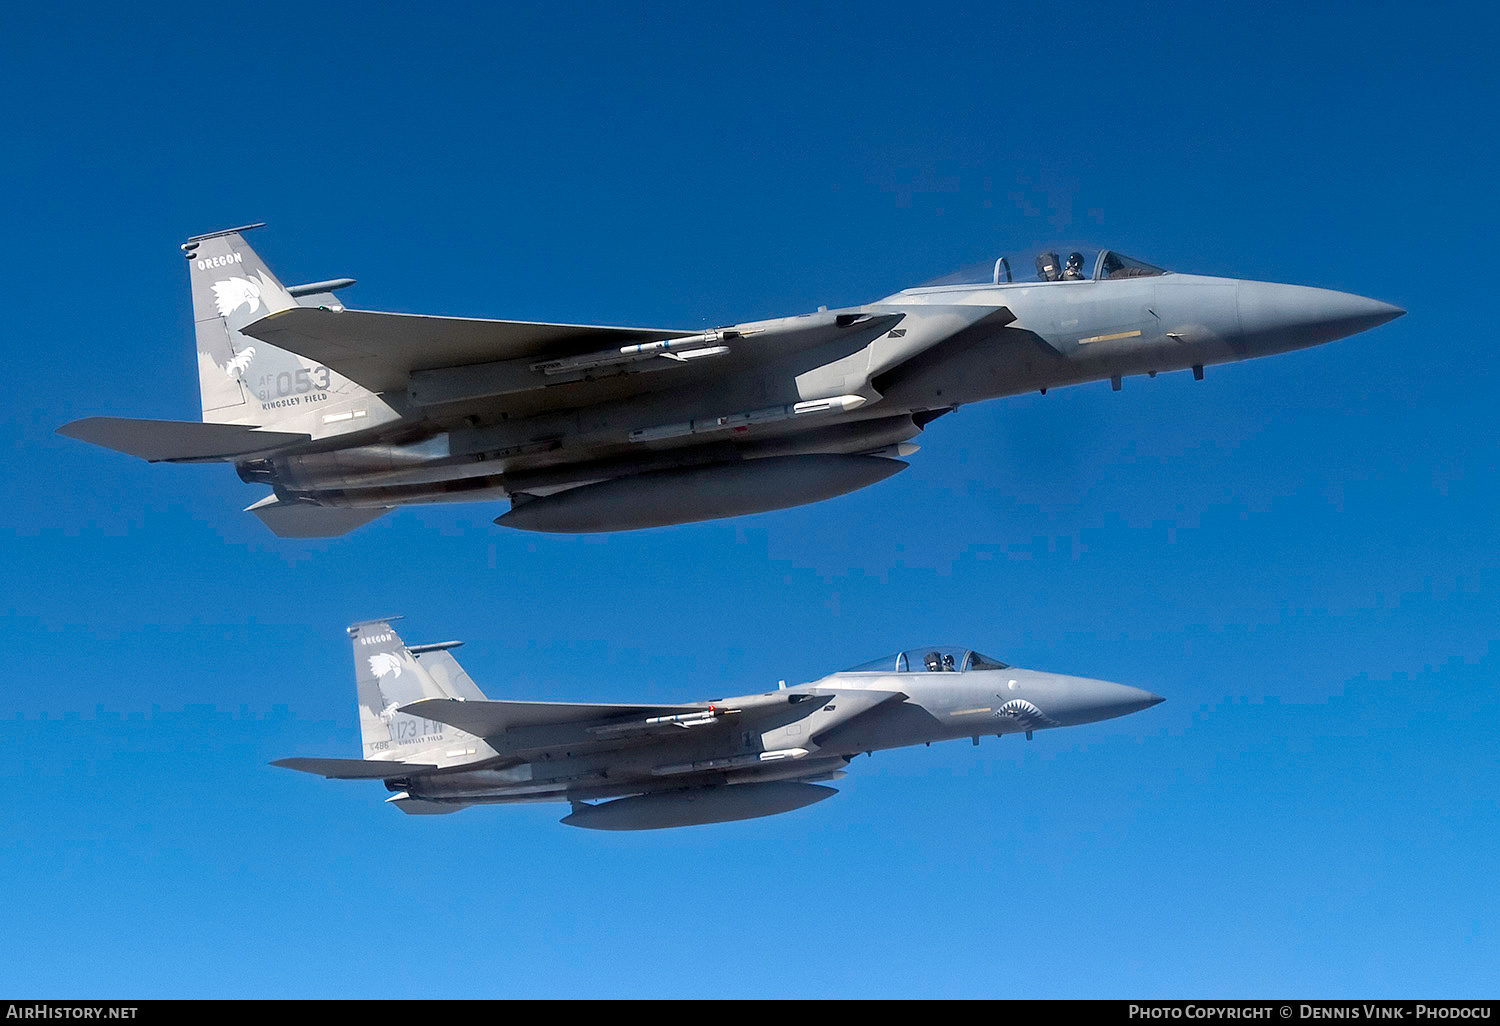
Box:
560 781 837 831
643 710 728 727
495 453 907 533
531 330 738 375
630 394 867 443
860 443 920 460
652 747 810 777
586 706 738 738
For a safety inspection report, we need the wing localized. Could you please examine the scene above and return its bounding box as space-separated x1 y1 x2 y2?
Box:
397 697 713 739
401 687 909 757
239 307 703 393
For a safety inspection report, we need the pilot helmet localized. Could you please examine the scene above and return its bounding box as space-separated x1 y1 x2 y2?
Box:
1066 251 1085 273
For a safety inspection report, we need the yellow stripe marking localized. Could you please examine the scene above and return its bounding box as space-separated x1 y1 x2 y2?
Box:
1078 329 1142 344
952 707 993 717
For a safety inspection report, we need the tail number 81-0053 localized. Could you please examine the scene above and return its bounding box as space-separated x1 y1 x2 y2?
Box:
258 366 331 401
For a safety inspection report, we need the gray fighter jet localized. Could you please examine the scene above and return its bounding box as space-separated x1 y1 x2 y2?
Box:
60 227 1403 536
275 619 1164 829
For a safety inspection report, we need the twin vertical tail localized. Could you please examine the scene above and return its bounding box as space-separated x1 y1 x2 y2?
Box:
273 621 487 814
350 619 487 762
182 225 295 425
181 224 370 427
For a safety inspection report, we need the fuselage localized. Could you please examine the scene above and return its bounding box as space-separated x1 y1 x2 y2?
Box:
878 271 1403 405
394 655 1163 808
279 622 1165 828
238 254 1402 533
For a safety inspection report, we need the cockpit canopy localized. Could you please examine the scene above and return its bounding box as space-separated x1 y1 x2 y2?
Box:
842 646 1010 674
920 248 1167 288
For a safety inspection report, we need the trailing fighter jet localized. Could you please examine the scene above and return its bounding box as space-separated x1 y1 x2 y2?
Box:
274 619 1164 829
60 226 1404 536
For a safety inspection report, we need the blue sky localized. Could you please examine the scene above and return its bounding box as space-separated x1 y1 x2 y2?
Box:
2 0 1495 998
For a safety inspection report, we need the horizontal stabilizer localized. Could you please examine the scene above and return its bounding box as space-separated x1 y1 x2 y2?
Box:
58 417 310 463
241 307 699 393
246 495 392 538
272 757 437 779
386 792 469 815
399 697 709 738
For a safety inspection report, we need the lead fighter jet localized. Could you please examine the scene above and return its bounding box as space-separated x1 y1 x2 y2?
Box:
275 619 1164 829
60 226 1403 536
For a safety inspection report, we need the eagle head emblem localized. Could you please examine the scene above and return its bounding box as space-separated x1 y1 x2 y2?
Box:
212 276 263 319
368 652 403 679
221 346 255 377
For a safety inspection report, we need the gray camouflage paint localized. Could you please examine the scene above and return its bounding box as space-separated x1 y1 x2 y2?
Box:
348 620 499 769
275 622 1164 829
63 226 1404 536
182 227 401 438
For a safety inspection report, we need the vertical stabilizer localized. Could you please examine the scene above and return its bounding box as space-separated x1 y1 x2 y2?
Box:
412 647 488 702
181 225 374 426
349 619 487 763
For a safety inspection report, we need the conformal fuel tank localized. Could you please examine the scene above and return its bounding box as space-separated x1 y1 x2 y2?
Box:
495 453 906 533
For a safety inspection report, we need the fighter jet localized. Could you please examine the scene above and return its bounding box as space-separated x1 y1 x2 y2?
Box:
274 619 1164 829
60 226 1404 536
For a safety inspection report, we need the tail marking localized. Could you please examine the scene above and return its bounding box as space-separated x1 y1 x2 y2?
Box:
368 652 403 679
222 347 255 376
211 273 275 318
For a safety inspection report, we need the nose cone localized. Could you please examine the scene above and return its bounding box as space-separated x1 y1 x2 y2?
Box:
1237 280 1404 355
1046 675 1165 726
1092 680 1165 720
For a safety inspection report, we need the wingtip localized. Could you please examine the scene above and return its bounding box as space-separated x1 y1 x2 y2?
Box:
55 417 98 439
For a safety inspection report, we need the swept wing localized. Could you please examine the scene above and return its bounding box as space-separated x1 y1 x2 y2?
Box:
240 308 703 393
397 696 717 738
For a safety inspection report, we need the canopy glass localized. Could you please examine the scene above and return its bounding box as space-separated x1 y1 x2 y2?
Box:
920 248 1167 288
842 647 1011 674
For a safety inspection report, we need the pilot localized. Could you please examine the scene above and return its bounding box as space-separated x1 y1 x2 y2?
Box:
942 653 956 672
1063 252 1087 280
